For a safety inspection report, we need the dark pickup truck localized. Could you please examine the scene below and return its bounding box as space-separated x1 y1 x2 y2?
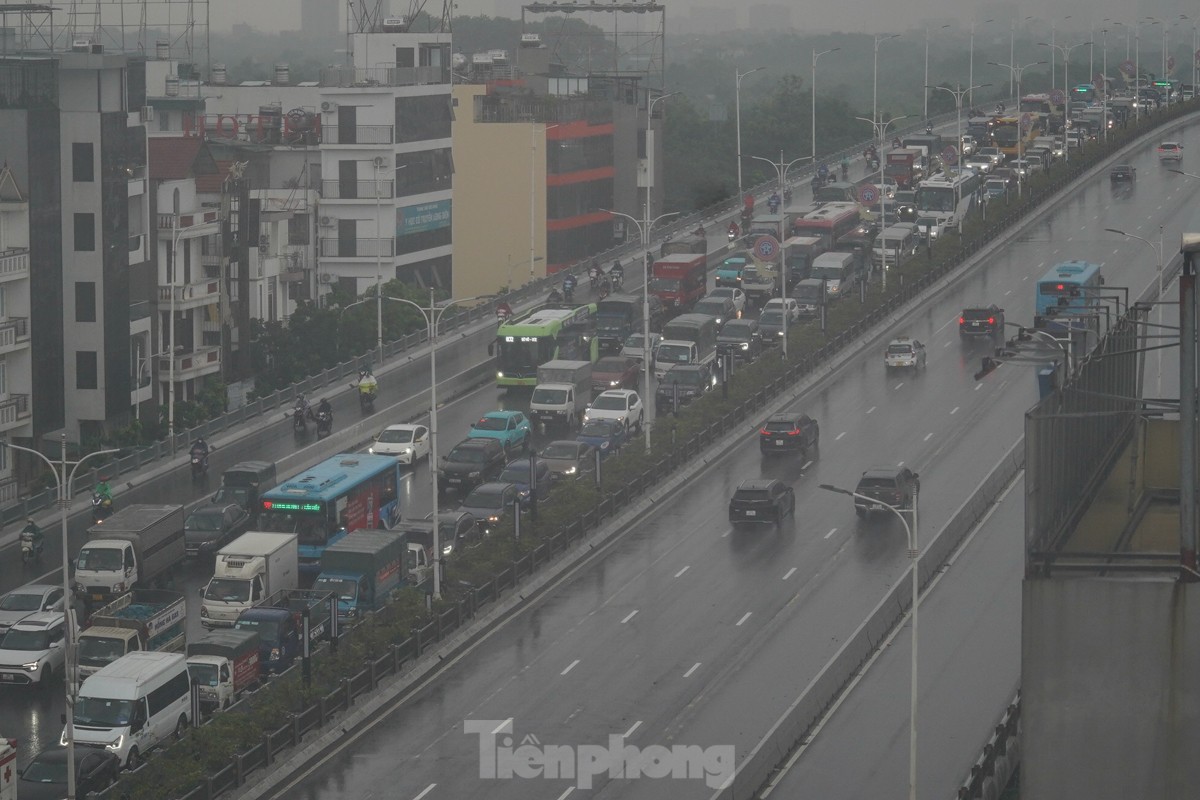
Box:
959 305 1005 337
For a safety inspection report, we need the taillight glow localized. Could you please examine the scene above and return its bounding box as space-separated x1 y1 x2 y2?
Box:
987 317 995 324
959 316 965 324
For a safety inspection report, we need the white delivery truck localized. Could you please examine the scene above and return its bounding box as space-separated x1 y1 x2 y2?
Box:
73 505 185 609
200 532 298 629
529 360 592 434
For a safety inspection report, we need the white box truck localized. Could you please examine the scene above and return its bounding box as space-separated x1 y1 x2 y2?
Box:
529 360 592 434
200 532 298 629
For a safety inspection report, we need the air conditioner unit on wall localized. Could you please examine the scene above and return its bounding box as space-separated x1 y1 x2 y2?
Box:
320 101 337 113
319 215 335 227
319 273 334 284
372 155 388 169
140 106 155 123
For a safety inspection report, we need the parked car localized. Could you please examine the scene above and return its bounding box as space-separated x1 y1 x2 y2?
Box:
585 389 644 432
467 410 533 455
459 483 521 535
17 744 120 800
0 612 71 688
759 413 820 457
0 584 66 635
707 287 747 316
884 337 927 370
183 502 252 559
369 423 431 465
717 318 763 361
590 356 640 393
576 418 627 456
539 440 596 481
440 438 507 497
853 466 920 517
728 479 795 524
497 459 553 505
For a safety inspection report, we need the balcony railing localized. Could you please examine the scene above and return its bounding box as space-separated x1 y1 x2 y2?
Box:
321 125 395 145
320 179 394 199
0 248 29 279
319 65 445 88
0 317 30 349
157 210 220 230
319 238 394 258
158 346 221 377
0 394 31 428
158 279 221 305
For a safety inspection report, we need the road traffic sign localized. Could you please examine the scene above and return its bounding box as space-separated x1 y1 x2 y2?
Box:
858 184 879 205
753 235 780 261
941 145 959 166
1049 89 1066 106
1120 59 1136 77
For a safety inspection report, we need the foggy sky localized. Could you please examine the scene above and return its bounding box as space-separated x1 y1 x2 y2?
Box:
210 0 1200 35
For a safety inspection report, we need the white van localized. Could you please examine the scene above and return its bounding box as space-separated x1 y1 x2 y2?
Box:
809 252 858 301
67 651 191 768
872 224 919 267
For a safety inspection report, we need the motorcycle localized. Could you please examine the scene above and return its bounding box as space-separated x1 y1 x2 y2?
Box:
562 283 575 304
20 529 42 563
92 493 114 524
596 277 611 300
589 270 603 291
292 404 310 432
547 288 563 304
190 451 209 479
867 157 880 172
316 410 333 440
727 228 738 242
357 388 377 414
609 271 624 292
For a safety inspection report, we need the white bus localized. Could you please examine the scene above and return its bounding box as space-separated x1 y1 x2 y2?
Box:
914 168 981 230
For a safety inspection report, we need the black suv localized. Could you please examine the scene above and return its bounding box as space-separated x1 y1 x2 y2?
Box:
853 466 920 517
717 319 763 361
655 363 716 413
959 305 1005 337
728 479 795 524
184 502 251 558
759 413 820 456
440 438 507 497
1109 164 1136 182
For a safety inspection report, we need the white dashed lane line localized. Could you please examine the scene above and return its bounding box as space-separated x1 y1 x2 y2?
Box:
782 567 797 580
684 663 701 677
675 566 690 578
561 660 580 675
621 610 638 624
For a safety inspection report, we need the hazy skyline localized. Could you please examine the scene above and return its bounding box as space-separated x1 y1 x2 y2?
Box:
209 0 1200 36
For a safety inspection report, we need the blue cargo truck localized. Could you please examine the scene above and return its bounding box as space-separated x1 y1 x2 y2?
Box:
312 529 406 623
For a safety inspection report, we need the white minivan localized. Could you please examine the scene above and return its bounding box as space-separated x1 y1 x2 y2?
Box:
67 651 191 768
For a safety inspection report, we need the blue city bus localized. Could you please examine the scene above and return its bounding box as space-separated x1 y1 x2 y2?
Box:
1035 260 1104 331
256 454 401 574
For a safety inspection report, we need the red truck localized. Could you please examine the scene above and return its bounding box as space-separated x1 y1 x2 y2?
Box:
650 253 707 316
885 148 924 190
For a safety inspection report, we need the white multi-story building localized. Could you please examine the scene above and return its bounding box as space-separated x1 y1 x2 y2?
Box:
0 166 35 502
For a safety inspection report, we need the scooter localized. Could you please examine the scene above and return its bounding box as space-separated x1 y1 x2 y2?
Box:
596 277 611 300
92 493 114 524
357 389 376 414
293 406 309 432
19 530 42 563
190 451 209 479
316 410 333 440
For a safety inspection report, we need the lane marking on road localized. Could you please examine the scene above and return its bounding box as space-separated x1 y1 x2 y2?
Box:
801 460 813 470
835 431 846 440
867 406 876 414
721 530 731 538
414 785 437 800
1023 275 1029 281
736 612 752 626
620 610 638 624
674 565 690 578
951 406 959 414
683 663 701 677
824 527 837 539
897 460 905 466
782 567 797 580
975 382 983 390
561 660 580 675
491 718 512 735
943 340 951 347
1004 289 1012 296
555 788 575 800
623 721 643 739
924 432 934 441
934 316 957 334
894 382 904 390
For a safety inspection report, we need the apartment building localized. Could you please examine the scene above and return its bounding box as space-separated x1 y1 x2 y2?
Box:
0 167 35 502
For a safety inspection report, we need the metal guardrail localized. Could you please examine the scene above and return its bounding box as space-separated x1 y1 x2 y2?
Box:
957 691 1021 800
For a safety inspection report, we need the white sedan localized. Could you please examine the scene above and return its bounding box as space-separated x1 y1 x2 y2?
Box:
707 287 747 316
584 390 645 433
369 424 431 465
763 297 801 322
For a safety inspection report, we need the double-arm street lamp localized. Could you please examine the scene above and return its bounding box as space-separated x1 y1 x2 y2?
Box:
735 68 764 201
811 49 839 169
856 114 909 288
819 481 920 800
605 208 679 452
749 152 812 359
988 61 1046 197
927 82 991 170
0 435 120 800
1039 40 1093 162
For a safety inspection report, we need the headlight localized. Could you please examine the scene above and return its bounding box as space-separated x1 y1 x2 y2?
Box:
487 515 500 523
106 735 124 753
497 371 505 378
601 442 610 449
401 447 413 455
270 647 281 660
564 466 577 475
610 380 620 386
740 343 749 350
368 447 376 454
442 544 454 556
201 606 209 617
60 730 68 746
468 471 481 478
73 582 85 593
114 582 126 593
23 660 41 671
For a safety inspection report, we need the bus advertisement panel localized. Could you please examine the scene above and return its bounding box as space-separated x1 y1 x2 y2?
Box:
494 304 599 388
257 454 402 574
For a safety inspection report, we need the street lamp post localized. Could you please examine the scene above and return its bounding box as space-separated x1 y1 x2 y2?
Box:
605 208 679 452
1101 27 1110 142
928 82 991 176
819 481 919 800
873 34 900 140
750 152 812 359
735 68 764 201
856 114 909 289
925 26 949 122
1 435 119 800
968 19 994 109
811 49 839 169
989 61 1046 196
1107 225 1166 396
379 291 491 600
1039 40 1093 162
